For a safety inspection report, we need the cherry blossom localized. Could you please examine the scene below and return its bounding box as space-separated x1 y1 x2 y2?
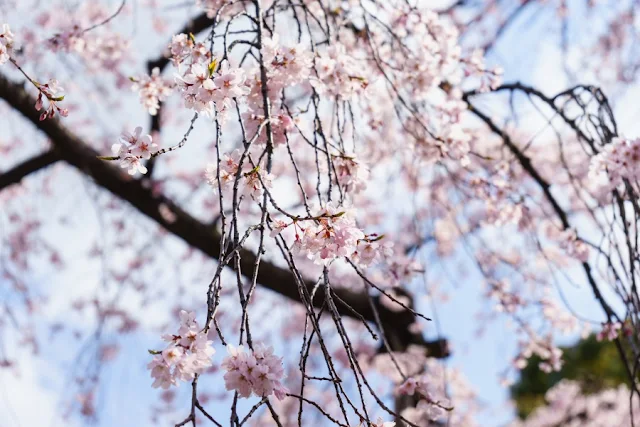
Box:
46 4 130 71
514 335 564 374
174 57 249 118
132 67 173 115
0 23 15 65
596 321 622 341
333 155 370 195
557 229 590 263
147 310 215 389
243 111 296 147
169 33 198 66
205 149 272 198
211 61 249 105
196 0 241 19
110 127 157 175
315 43 368 100
589 136 640 198
269 219 288 237
262 34 314 90
486 279 525 314
221 343 288 400
291 203 368 265
512 380 640 427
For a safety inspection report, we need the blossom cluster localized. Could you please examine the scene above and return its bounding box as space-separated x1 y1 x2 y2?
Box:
262 34 314 91
589 136 640 190
384 254 424 286
196 0 228 18
196 0 242 19
269 205 390 266
512 380 640 427
373 351 478 426
290 203 377 265
315 43 368 100
514 335 563 373
352 238 393 268
0 24 68 120
333 155 370 195
204 149 274 199
111 126 157 175
221 343 288 400
170 34 249 119
557 229 590 262
464 49 504 93
596 321 626 341
394 9 462 98
539 293 578 334
48 24 128 71
397 375 451 422
41 3 130 71
132 67 173 115
147 311 215 389
543 224 590 263
486 279 525 314
242 111 297 147
0 24 15 65
375 6 503 168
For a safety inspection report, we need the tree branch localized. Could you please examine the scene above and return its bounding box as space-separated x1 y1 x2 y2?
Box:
0 149 60 191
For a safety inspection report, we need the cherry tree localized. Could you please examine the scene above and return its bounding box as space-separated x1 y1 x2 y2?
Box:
1 0 640 426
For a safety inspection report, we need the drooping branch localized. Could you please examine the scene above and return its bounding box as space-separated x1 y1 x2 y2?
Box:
463 86 617 317
0 149 59 191
462 84 640 386
0 72 449 359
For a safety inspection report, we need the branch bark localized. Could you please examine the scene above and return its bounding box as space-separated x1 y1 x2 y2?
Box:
0 149 59 190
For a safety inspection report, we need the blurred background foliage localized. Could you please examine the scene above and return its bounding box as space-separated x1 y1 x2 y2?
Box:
511 334 629 419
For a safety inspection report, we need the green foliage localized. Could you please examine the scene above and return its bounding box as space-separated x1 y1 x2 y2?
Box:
510 334 628 419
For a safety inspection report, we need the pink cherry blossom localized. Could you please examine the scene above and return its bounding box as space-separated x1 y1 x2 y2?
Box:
291 203 367 265
132 67 173 115
147 310 215 389
261 34 314 90
110 127 157 175
596 321 622 341
221 343 288 400
0 23 14 64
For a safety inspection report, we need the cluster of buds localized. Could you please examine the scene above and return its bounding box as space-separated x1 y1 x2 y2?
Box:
34 79 68 121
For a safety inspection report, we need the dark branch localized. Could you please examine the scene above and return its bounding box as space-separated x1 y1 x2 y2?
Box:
0 149 60 191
